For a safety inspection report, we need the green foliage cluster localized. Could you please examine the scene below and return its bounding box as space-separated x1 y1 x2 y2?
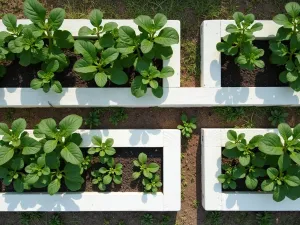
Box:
0 0 179 98
216 12 264 70
219 123 300 202
132 152 162 193
177 114 197 138
270 2 300 91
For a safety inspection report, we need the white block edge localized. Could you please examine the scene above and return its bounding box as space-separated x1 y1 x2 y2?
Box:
201 128 300 211
0 129 181 211
0 19 180 106
200 20 281 88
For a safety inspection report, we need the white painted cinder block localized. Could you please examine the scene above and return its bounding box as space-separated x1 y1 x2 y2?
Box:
201 128 300 211
0 129 181 211
0 19 180 107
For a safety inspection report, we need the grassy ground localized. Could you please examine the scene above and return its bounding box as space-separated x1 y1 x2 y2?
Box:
0 0 298 225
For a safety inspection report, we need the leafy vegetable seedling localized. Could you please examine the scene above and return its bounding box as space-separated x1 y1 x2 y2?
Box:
88 136 116 164
270 2 300 91
85 109 102 128
30 59 63 93
142 174 162 193
132 152 159 180
91 169 106 191
177 114 197 138
216 12 264 70
268 109 288 127
99 158 123 186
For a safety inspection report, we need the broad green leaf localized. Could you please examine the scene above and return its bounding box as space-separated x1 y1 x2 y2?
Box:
293 124 300 139
89 9 103 27
21 136 41 155
259 133 283 155
24 173 39 184
59 114 83 137
23 0 46 27
103 174 112 184
101 48 119 66
131 76 147 98
148 163 159 173
152 85 163 98
44 140 58 153
138 152 147 164
261 179 275 192
53 30 74 49
233 12 244 25
278 123 292 141
102 22 118 32
52 80 62 93
284 175 300 187
154 44 173 60
74 40 97 64
118 26 136 45
134 57 151 73
150 80 158 89
285 2 300 18
2 14 17 32
38 118 57 138
278 153 291 172
74 65 97 74
65 177 83 191
92 136 102 146
134 15 153 33
222 148 240 158
154 27 179 46
99 33 115 48
141 39 153 54
153 13 167 30
250 23 263 32
11 118 26 136
46 60 59 73
10 157 24 170
95 72 108 87
227 130 237 141
267 167 279 180
13 178 24 193
160 66 174 78
64 163 81 176
273 185 287 202
61 142 84 165
244 13 255 24
226 24 238 33
67 133 82 146
290 152 300 165
49 8 65 30
0 123 10 135
105 138 114 147
0 146 14 165
19 50 32 67
239 155 251 166
245 175 258 190
46 152 60 169
273 14 293 28
132 171 141 180
78 26 93 36
108 68 128 85
48 178 61 195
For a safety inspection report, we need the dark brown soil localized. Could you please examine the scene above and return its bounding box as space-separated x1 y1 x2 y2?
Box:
221 40 287 87
0 50 163 88
0 147 163 193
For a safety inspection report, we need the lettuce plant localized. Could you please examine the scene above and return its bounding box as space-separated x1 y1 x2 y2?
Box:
177 114 197 138
30 59 63 93
270 2 300 91
88 136 116 164
219 123 300 202
142 174 162 193
216 12 264 70
91 169 106 191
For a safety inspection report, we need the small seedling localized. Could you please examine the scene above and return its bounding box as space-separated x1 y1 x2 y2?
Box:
91 170 106 191
214 107 245 122
118 220 126 225
160 215 170 225
141 213 154 225
256 212 273 225
80 155 92 174
109 108 128 126
205 211 221 225
99 158 123 186
177 114 197 138
88 136 116 164
49 214 63 225
20 212 43 225
268 109 288 126
85 109 101 128
4 108 15 123
103 218 110 225
132 153 159 180
142 174 162 193
192 199 200 209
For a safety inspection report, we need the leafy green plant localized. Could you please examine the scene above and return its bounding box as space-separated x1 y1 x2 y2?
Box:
20 212 43 225
30 59 62 93
177 114 197 138
109 108 128 126
160 215 170 225
214 107 246 122
256 212 273 225
91 169 106 191
219 123 300 202
270 2 300 91
141 213 154 225
80 155 92 174
49 214 63 225
99 158 123 186
85 109 101 128
216 12 264 70
142 174 162 193
132 152 159 180
268 109 288 126
88 136 116 164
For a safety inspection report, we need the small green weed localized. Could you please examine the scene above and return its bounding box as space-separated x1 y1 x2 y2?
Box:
85 108 102 128
205 211 221 225
5 108 15 123
268 109 288 127
192 199 200 209
214 107 245 122
256 212 273 225
141 213 154 225
49 214 63 225
20 212 43 225
160 215 171 225
109 108 128 126
177 114 197 138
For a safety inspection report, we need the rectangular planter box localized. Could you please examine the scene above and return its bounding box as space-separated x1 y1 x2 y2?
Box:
201 128 300 211
0 19 180 108
200 20 300 106
0 129 181 211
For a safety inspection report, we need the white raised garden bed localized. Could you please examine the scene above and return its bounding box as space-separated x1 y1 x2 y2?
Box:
201 128 300 211
0 129 181 211
0 19 180 108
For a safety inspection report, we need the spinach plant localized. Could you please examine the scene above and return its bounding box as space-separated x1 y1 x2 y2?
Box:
132 152 159 180
177 114 197 138
270 2 300 91
142 174 162 193
88 136 116 164
30 59 63 93
216 12 264 70
91 169 106 191
219 123 300 202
